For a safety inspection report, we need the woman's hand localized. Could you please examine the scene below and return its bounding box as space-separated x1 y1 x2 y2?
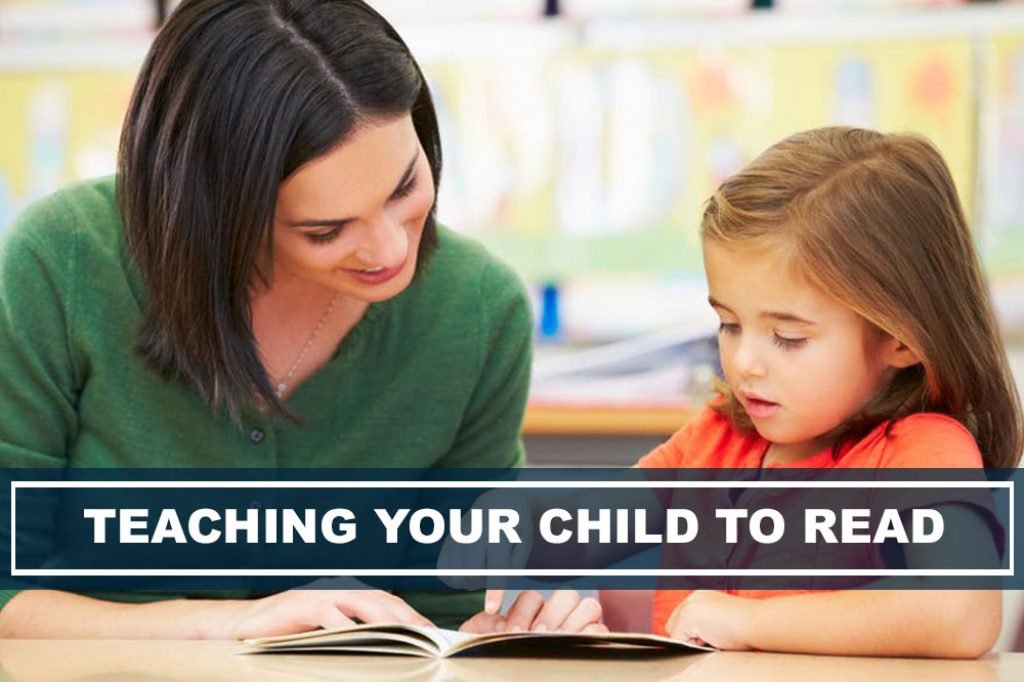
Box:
231 583 433 640
459 589 606 635
665 590 753 650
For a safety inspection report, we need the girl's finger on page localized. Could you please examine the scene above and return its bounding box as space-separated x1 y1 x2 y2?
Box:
581 622 610 635
459 610 503 634
504 590 545 632
528 585 585 630
528 589 581 631
549 595 602 633
484 589 505 615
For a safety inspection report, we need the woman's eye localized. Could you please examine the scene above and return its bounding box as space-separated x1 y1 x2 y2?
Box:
772 335 807 350
305 228 342 245
391 174 418 200
718 322 740 335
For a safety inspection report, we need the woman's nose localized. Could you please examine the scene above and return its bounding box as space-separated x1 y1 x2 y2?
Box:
355 215 409 268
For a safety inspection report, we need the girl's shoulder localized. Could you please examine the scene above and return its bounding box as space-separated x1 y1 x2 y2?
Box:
853 412 982 469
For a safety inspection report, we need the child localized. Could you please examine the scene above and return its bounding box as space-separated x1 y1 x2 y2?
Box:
637 126 1023 657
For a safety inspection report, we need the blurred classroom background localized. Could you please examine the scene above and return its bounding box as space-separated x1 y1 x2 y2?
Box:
1 0 1023 466
3 0 1024 650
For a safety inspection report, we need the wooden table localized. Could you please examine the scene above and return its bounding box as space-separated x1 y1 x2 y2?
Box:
0 640 1020 681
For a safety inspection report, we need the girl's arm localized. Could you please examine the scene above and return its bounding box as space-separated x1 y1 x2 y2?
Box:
668 503 1003 658
670 587 1000 658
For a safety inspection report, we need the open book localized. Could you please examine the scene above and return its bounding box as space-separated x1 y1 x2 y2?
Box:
240 623 711 658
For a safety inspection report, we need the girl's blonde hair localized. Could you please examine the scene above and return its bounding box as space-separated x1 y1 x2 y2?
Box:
702 126 1023 468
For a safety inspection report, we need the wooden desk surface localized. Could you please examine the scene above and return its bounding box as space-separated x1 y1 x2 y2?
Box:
0 640 1019 682
523 403 691 436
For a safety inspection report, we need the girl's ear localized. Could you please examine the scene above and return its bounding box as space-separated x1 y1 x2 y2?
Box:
882 335 921 369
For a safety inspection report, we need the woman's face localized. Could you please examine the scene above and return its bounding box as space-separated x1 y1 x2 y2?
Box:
269 114 435 302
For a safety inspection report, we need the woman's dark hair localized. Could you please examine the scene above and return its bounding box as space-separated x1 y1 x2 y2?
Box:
118 0 442 423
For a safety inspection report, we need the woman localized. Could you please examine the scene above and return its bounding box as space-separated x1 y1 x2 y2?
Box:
0 0 601 638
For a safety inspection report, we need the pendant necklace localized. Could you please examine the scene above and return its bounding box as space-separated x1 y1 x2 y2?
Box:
274 293 338 398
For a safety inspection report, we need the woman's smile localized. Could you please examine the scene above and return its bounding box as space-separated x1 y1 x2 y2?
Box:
340 258 408 285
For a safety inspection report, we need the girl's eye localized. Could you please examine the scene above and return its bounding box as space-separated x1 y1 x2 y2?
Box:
772 335 807 351
718 322 740 335
305 228 342 245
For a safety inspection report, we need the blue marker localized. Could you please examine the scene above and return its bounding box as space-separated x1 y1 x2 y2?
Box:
539 282 561 342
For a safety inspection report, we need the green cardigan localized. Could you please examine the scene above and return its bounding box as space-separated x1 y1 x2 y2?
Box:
0 176 532 628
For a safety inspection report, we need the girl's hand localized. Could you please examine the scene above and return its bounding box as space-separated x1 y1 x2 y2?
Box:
459 589 607 635
231 583 433 639
665 590 753 650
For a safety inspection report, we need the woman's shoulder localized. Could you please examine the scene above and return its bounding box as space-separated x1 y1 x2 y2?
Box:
409 225 530 313
427 226 525 289
1 176 136 330
2 176 121 259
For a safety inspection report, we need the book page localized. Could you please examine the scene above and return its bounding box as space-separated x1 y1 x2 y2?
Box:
243 624 477 656
447 630 713 656
242 625 711 658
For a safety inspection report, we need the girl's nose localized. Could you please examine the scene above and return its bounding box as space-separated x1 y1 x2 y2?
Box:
731 338 767 379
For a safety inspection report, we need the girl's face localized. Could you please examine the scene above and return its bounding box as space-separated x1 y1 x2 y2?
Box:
703 239 915 463
269 114 435 302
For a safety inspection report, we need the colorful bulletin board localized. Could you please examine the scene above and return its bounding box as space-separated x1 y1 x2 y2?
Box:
421 35 974 285
0 71 134 229
0 13 1019 340
981 32 1024 278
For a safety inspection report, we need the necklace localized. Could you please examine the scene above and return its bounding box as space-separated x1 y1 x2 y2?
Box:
274 293 338 398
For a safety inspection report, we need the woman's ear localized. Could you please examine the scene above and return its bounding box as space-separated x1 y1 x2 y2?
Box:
882 335 921 369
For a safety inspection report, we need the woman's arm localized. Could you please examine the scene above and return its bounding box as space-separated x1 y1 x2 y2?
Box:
0 590 238 639
0 200 87 623
0 587 434 640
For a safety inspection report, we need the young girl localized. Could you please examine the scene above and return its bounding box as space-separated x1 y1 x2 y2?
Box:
636 126 1023 658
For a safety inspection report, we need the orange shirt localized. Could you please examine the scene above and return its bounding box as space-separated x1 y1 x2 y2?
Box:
636 406 987 636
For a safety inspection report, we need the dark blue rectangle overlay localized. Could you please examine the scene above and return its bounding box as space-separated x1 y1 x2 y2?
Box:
1 468 1015 592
